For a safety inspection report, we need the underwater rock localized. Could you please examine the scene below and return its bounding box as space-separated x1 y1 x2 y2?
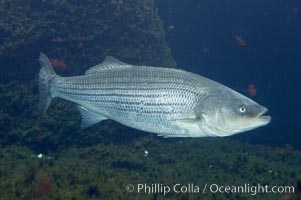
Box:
0 0 176 81
0 0 176 148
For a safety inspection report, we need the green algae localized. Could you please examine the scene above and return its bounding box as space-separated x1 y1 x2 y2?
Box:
0 0 176 82
0 139 300 200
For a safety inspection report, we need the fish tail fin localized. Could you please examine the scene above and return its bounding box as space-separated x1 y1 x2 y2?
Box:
38 52 57 114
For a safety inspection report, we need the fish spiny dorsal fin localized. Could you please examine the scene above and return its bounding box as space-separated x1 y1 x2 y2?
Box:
85 56 131 74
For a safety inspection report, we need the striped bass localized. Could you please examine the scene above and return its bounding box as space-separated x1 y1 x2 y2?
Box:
38 53 271 137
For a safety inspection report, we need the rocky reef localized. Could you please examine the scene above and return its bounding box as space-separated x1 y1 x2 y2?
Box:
0 138 300 200
0 0 176 155
0 0 176 81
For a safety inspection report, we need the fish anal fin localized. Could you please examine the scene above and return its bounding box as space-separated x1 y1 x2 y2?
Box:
85 56 131 74
77 106 107 129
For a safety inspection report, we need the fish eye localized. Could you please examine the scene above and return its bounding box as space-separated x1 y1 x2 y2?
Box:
239 107 246 113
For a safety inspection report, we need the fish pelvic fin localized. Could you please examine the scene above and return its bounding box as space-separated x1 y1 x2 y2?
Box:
77 106 108 129
38 53 57 114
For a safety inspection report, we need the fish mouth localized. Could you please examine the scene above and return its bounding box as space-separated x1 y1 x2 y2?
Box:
257 107 271 124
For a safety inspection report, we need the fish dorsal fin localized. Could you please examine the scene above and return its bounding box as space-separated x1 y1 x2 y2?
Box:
85 56 131 74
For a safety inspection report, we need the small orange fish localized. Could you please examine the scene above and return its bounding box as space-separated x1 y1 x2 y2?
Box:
248 84 257 96
50 58 66 69
234 35 247 46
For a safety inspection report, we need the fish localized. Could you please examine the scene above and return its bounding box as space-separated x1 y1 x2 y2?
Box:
38 53 271 137
248 84 257 96
234 35 247 46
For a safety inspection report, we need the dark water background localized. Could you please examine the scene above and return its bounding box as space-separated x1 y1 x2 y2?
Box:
156 0 301 149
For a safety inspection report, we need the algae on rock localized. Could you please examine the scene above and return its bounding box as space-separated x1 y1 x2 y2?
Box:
0 0 176 81
0 0 176 148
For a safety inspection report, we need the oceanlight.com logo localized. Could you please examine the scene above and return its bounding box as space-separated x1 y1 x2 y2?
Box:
125 183 295 196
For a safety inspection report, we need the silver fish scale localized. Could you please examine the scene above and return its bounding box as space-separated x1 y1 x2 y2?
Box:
50 66 211 135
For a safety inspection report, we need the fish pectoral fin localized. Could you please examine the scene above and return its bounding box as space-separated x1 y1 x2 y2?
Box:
85 56 131 74
170 116 202 135
171 115 201 125
77 106 108 129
